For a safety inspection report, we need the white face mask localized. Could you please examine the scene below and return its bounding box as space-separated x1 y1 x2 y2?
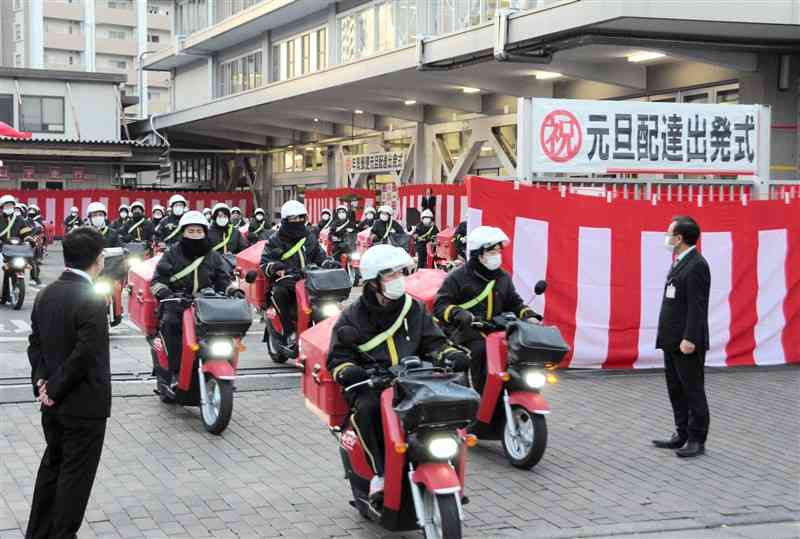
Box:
422 218 432 226
3 207 14 216
173 205 185 216
120 211 129 219
380 214 390 222
664 234 676 252
71 211 78 217
381 276 405 300
365 213 374 220
153 212 163 219
91 216 105 228
216 216 229 227
255 214 264 221
482 252 502 271
337 212 347 219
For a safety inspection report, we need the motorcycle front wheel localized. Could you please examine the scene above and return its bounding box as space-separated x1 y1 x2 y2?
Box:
502 406 547 469
201 377 233 435
422 491 461 539
12 274 24 310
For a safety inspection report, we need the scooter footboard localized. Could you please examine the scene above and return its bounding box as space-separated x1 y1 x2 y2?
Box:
509 391 550 415
411 463 462 494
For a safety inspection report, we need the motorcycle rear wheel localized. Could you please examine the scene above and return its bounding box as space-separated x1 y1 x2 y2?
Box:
502 406 547 469
422 491 461 539
12 275 24 310
201 377 233 435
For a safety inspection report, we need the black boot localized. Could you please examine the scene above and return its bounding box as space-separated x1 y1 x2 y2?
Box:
652 433 687 449
676 441 705 458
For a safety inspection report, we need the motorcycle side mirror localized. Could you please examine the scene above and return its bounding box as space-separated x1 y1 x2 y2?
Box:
400 356 422 369
534 280 547 295
337 326 361 346
244 270 258 284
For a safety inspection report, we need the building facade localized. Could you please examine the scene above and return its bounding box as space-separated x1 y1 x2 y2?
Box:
1 0 173 118
131 0 800 215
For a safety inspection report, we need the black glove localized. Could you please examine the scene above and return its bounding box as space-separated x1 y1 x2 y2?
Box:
229 288 246 299
322 259 340 269
337 365 369 387
442 349 470 372
267 261 286 277
522 310 543 322
154 287 171 301
453 309 474 329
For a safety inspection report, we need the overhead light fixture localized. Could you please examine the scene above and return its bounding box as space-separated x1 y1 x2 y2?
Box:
462 87 480 94
313 117 319 122
533 71 562 80
627 51 666 63
354 109 364 114
404 99 417 106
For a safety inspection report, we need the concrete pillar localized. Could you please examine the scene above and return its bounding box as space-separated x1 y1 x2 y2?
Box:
28 0 43 69
136 0 148 118
83 0 96 71
413 122 428 184
327 4 338 67
739 54 799 183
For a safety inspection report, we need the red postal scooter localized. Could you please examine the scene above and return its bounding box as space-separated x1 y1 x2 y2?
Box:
334 328 480 538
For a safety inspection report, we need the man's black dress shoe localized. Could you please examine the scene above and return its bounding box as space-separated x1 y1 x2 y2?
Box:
676 441 705 458
652 434 687 449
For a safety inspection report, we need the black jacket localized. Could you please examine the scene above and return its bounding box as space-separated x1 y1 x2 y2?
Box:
0 214 32 245
357 217 375 233
328 287 450 380
63 214 81 232
97 225 121 248
330 217 356 243
151 243 232 297
28 271 111 418
370 218 404 243
111 216 130 231
155 214 182 244
120 217 154 243
421 195 436 213
313 219 332 238
433 258 535 342
259 228 327 277
413 222 439 245
207 223 248 254
454 221 467 257
656 248 711 352
247 219 271 245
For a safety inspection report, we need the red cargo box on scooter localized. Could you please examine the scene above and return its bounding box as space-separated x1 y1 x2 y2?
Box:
299 316 349 427
126 255 162 337
405 269 447 313
235 240 267 311
435 226 457 261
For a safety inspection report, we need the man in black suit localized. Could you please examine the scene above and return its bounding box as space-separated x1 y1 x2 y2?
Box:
653 216 711 458
421 188 436 215
26 227 111 538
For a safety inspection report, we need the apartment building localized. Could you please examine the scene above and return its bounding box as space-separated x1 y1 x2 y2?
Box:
131 0 799 213
1 0 173 117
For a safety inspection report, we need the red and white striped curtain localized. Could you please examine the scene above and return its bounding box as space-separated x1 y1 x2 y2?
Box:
397 184 467 230
304 188 375 222
467 176 799 368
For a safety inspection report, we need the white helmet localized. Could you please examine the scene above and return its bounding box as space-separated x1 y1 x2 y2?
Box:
378 205 393 217
212 202 230 216
421 209 434 219
363 206 375 216
0 195 16 208
231 206 242 214
336 204 348 213
320 208 331 218
360 244 414 281
178 210 208 230
281 200 307 219
130 201 145 212
168 194 187 207
467 225 509 254
87 202 107 216
118 204 130 212
254 208 265 216
70 206 79 213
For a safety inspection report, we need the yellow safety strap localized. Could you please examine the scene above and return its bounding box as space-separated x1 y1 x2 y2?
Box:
358 294 413 354
0 215 16 239
386 335 399 366
128 219 145 234
253 222 265 234
335 220 350 233
100 226 108 237
281 237 306 268
459 280 495 313
169 255 206 288
381 219 394 240
213 225 234 252
164 224 181 241
418 226 434 241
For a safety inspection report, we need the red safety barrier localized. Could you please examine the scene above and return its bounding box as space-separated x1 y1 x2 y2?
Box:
397 184 467 230
304 188 376 222
4 189 251 237
466 176 800 369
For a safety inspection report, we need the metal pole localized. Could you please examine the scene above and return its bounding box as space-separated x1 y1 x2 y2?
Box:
138 50 156 119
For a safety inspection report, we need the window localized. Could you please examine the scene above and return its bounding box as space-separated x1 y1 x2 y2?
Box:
106 0 133 9
108 29 127 40
271 44 280 82
286 40 295 79
301 34 310 75
113 59 126 69
21 96 65 133
46 181 64 190
21 181 39 191
716 88 739 105
218 50 263 97
378 2 394 51
13 0 22 9
0 95 13 126
148 34 160 43
176 0 208 35
339 5 376 62
316 28 327 70
14 54 22 67
14 24 21 41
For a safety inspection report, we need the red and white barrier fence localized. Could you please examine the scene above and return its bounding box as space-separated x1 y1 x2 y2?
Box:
304 188 376 222
4 189 250 237
466 176 799 368
397 184 467 230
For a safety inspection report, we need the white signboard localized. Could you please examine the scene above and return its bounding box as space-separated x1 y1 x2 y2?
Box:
346 151 405 174
517 98 770 178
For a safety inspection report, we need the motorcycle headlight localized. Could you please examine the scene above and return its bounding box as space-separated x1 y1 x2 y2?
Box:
209 340 234 357
94 281 111 295
351 252 360 261
12 257 26 269
127 256 142 268
524 370 547 389
427 436 459 460
10 238 19 245
320 303 340 318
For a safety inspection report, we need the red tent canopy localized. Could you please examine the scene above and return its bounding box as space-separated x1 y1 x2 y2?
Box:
0 122 32 139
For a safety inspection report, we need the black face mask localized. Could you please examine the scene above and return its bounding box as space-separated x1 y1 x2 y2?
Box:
180 236 211 258
132 210 143 219
281 220 307 241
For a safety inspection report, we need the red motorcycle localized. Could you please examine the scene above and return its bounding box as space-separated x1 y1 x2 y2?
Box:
94 247 127 327
149 290 252 434
335 344 479 537
427 227 461 271
467 280 568 469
